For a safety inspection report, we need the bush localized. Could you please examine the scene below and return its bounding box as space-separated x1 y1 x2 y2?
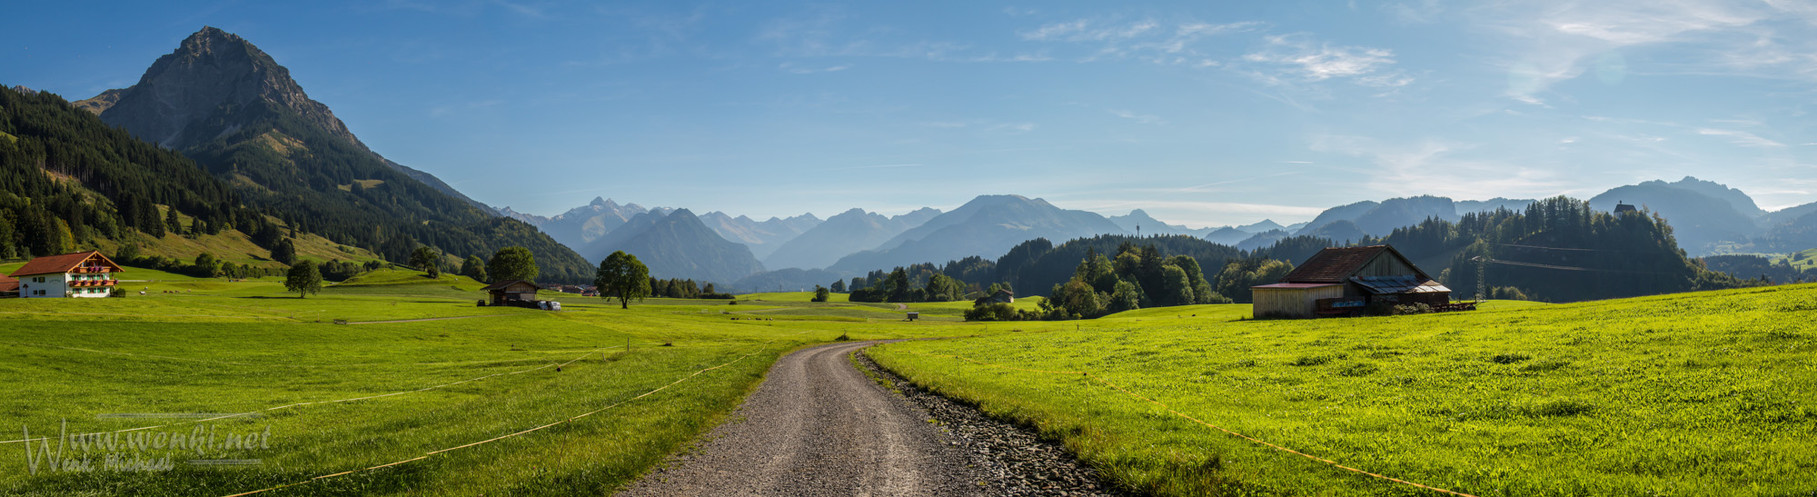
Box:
1393 303 1433 315
964 302 1041 322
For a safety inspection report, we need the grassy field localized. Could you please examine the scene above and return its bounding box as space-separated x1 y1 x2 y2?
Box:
6 265 1812 496
869 285 1817 496
0 271 985 496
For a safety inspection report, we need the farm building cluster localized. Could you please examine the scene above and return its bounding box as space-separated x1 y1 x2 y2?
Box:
1251 245 1470 319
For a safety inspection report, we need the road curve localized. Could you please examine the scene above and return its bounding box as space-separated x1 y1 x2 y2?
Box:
620 340 985 497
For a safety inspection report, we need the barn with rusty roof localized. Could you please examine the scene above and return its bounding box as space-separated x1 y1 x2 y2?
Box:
1252 245 1458 319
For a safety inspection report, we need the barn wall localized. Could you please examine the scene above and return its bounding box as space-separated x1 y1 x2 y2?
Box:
1253 285 1343 319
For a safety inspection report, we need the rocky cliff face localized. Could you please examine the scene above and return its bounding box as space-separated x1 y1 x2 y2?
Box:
77 26 496 214
81 27 363 151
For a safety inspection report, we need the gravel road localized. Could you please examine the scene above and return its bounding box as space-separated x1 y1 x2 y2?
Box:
620 340 988 497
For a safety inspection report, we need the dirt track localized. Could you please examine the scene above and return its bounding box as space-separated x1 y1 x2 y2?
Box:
619 340 985 496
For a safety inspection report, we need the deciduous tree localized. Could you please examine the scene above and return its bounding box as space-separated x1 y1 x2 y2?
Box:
595 251 651 309
286 260 322 298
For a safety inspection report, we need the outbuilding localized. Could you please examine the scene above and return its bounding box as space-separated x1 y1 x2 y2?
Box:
482 279 539 306
1251 245 1455 319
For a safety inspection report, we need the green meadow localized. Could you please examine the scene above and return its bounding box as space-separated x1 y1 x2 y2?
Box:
0 268 974 496
869 284 1817 496
4 265 1813 496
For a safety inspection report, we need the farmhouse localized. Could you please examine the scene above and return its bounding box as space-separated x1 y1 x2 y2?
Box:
482 280 539 306
1251 245 1454 319
8 251 124 298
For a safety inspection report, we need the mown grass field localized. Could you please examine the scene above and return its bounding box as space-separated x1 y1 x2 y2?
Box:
0 268 984 496
869 285 1817 496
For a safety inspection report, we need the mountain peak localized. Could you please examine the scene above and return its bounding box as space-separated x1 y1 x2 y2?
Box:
178 26 245 55
84 26 362 151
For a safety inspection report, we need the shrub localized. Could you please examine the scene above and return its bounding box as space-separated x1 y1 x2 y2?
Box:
1393 303 1434 315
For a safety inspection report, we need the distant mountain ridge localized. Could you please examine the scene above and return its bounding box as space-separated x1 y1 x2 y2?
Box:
698 211 821 260
578 209 764 284
826 195 1127 274
763 207 940 271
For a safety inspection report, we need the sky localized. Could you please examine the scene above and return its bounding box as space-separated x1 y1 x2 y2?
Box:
4 1 1815 228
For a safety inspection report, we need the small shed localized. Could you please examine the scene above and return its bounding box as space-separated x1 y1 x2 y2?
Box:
1252 245 1453 319
482 280 539 306
984 289 1015 304
0 274 18 298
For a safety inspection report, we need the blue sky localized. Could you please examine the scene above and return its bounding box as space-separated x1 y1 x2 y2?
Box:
4 1 1814 227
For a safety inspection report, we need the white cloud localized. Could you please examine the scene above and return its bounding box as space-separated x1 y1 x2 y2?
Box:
1240 34 1411 87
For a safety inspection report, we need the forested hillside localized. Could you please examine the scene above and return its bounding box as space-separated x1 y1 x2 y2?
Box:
0 86 261 259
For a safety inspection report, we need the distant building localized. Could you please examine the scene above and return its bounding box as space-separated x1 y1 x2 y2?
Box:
1251 245 1452 319
8 251 124 298
978 289 1015 305
482 280 539 306
0 274 18 298
1614 201 1638 214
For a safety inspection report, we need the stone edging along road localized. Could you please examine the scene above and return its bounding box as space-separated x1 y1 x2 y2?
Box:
620 340 1125 497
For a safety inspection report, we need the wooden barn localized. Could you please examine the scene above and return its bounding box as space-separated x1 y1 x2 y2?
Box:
482 280 539 306
1252 245 1456 319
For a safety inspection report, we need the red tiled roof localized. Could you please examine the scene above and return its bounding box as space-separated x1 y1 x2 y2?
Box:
0 274 17 293
9 251 122 278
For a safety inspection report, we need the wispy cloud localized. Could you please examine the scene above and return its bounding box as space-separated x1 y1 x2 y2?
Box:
1016 18 1261 67
1108 109 1164 125
1239 34 1411 87
1697 128 1786 148
1310 134 1571 200
779 62 850 74
1481 0 1817 104
818 163 924 172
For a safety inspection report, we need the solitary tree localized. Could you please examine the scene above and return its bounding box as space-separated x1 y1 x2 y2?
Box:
830 280 846 293
595 251 651 309
812 285 830 302
488 246 538 283
286 260 322 298
409 246 442 278
460 255 487 282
